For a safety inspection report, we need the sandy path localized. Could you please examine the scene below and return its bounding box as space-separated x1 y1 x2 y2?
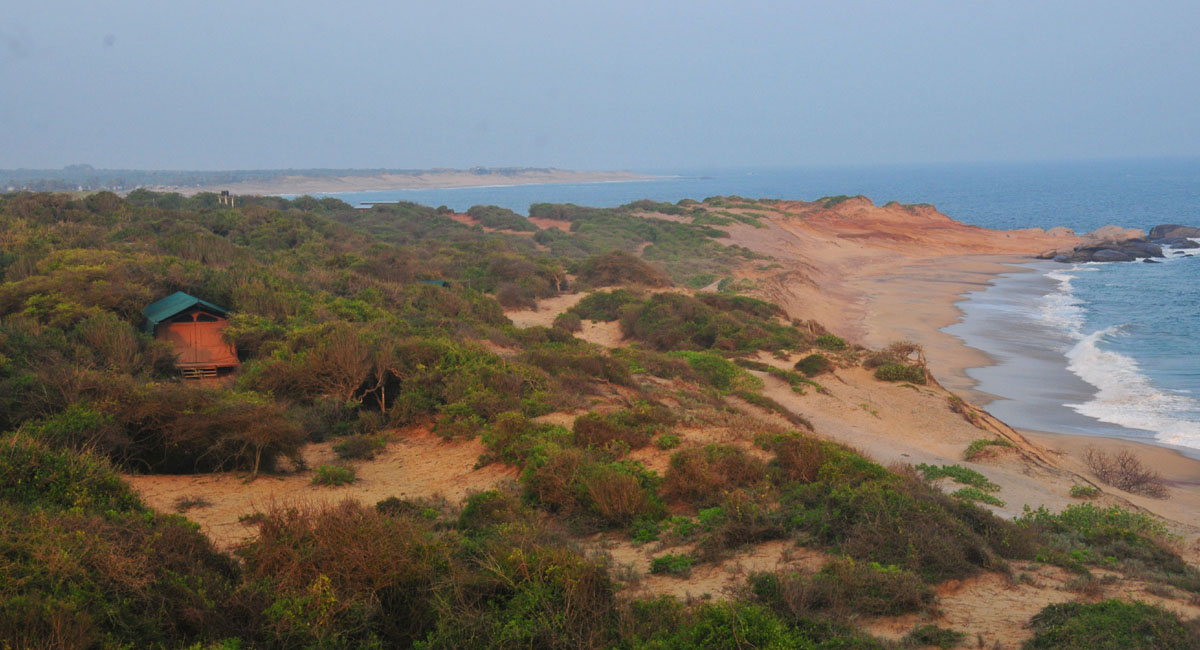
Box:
126 428 516 549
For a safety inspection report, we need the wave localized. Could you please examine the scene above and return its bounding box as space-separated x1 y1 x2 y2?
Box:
1064 326 1200 447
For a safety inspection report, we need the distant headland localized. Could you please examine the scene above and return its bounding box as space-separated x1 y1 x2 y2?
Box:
0 165 656 196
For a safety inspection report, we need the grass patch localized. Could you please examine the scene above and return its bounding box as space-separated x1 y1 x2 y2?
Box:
815 333 847 351
963 437 1013 460
873 363 926 384
649 553 695 577
311 464 357 486
952 486 1005 507
903 624 966 648
916 463 1000 492
1070 484 1101 499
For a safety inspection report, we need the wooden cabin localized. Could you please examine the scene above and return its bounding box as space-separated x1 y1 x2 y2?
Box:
142 292 239 380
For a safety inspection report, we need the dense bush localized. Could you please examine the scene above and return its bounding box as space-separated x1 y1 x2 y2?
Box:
662 444 767 508
794 353 832 377
575 250 671 288
466 204 538 231
1024 600 1200 649
872 363 926 384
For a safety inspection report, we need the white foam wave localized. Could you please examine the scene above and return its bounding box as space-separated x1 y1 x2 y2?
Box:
1037 267 1090 338
1065 326 1200 446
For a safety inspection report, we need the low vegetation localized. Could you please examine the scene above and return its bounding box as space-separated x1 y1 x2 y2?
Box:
964 436 1013 460
1024 600 1200 649
1084 448 1168 498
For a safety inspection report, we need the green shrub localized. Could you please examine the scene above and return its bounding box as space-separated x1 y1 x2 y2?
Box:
952 486 1005 507
917 463 1000 492
873 363 926 384
0 433 144 513
466 204 538 231
673 351 762 393
312 464 356 486
522 447 664 527
963 437 1013 460
794 353 832 377
1024 600 1200 649
903 624 966 649
649 553 695 577
662 444 767 507
576 250 671 288
815 333 847 351
569 289 643 321
1070 484 1101 499
751 559 933 618
333 433 388 460
574 405 674 451
655 433 682 450
552 311 582 332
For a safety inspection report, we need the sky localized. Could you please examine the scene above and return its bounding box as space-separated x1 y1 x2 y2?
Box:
2 1 1199 171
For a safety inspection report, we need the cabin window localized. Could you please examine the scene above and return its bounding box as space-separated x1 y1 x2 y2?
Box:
195 312 219 322
170 313 194 323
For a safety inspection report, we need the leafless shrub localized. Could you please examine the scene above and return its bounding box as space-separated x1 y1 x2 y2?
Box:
1084 448 1168 498
863 340 924 369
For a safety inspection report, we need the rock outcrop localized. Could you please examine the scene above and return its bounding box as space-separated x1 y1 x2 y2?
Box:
1040 223 1198 263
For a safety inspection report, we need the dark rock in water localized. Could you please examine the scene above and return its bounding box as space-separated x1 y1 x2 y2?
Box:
1092 249 1134 262
1151 236 1200 249
1053 254 1070 263
1149 224 1200 239
1123 242 1165 258
1143 258 1161 263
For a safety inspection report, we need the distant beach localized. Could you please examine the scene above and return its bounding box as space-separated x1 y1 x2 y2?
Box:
161 168 658 197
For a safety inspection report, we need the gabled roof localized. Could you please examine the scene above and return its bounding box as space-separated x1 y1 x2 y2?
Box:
142 291 229 333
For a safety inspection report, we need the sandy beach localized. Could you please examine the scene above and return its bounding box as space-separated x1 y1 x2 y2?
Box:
157 168 657 197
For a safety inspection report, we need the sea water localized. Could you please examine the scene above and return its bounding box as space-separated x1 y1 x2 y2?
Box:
321 158 1200 454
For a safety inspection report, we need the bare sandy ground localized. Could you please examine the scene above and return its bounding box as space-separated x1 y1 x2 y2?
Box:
157 169 655 197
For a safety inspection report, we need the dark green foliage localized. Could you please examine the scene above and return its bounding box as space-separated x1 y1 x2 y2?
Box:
333 433 388 460
649 554 695 576
619 292 806 353
466 204 538 231
903 625 965 648
570 289 644 321
1024 600 1200 649
814 334 847 351
0 504 245 649
1017 504 1200 592
552 311 582 332
917 463 1000 492
751 559 933 618
873 363 926 384
574 404 674 451
769 435 1034 582
312 464 357 485
0 433 144 513
674 351 762 393
795 353 832 377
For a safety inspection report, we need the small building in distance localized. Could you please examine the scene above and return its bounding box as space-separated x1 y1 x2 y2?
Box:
142 291 239 380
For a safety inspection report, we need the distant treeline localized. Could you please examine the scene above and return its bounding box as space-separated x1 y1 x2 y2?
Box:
1 165 561 192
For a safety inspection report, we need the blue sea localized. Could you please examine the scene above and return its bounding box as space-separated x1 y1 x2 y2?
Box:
319 158 1200 454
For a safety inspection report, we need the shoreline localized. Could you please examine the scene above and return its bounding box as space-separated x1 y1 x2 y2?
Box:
853 253 1200 482
157 169 660 197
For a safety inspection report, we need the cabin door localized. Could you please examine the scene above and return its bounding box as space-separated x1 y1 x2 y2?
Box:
163 313 200 365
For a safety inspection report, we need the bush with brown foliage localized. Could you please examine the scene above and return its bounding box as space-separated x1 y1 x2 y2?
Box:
661 444 767 508
1084 448 1168 498
751 558 934 619
576 250 672 288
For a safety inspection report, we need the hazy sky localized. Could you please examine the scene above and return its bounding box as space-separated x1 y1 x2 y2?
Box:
3 1 1199 170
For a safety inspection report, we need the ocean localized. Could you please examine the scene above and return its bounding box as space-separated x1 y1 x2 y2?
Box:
320 158 1200 455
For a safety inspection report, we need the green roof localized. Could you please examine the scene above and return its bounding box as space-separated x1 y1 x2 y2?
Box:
142 291 229 334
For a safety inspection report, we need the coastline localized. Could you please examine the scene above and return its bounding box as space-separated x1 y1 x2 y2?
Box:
850 253 1200 522
157 169 659 197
